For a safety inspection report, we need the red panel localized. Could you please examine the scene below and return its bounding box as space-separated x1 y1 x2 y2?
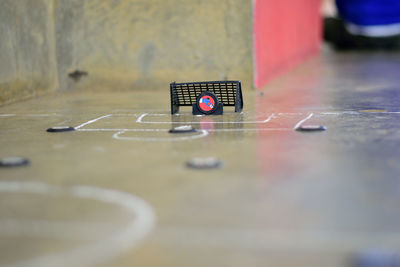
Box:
254 0 322 88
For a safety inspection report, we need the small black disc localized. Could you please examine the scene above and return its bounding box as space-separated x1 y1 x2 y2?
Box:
169 125 198 134
46 126 75 133
196 92 219 115
296 125 327 132
0 157 30 167
186 157 222 170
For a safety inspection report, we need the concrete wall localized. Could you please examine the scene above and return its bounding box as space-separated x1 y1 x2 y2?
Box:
0 0 322 105
55 0 253 91
0 0 253 105
0 0 58 105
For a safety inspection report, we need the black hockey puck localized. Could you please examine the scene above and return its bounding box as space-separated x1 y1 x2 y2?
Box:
296 125 327 132
0 157 30 167
46 126 75 133
169 125 198 134
186 157 222 170
196 92 219 115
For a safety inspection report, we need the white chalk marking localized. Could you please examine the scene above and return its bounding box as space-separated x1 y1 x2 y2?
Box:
320 111 358 115
56 119 73 125
112 114 142 117
75 114 112 130
136 113 276 124
77 128 167 132
113 129 209 142
0 114 63 118
293 113 314 129
136 113 148 123
77 128 292 133
262 113 275 123
278 112 304 116
320 112 341 115
343 111 362 115
0 181 155 267
56 110 400 140
25 113 60 117
0 219 119 240
208 128 292 132
320 111 400 115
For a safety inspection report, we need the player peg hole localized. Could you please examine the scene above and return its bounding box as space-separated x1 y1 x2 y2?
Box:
169 125 198 134
0 157 30 167
186 157 223 170
296 125 327 132
68 70 88 82
46 126 75 133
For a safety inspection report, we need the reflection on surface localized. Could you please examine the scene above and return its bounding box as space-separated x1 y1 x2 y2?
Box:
256 57 323 175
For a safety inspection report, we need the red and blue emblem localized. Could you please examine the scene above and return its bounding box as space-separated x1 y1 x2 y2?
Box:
195 91 220 115
198 95 215 112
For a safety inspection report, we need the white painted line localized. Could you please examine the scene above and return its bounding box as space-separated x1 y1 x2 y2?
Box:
56 119 72 126
293 113 314 129
77 128 168 132
320 111 400 115
278 113 304 116
343 111 362 115
112 114 142 117
319 111 358 115
320 112 341 115
112 129 209 142
136 113 276 124
0 114 62 118
25 114 60 117
75 114 112 130
208 128 292 132
0 181 155 267
0 219 119 240
262 113 275 123
77 128 292 133
136 113 148 123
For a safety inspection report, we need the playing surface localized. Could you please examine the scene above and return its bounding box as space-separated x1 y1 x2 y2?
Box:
1 51 400 266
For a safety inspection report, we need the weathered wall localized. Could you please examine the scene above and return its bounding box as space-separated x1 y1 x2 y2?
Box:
0 0 58 105
54 0 254 91
0 0 322 104
0 0 253 105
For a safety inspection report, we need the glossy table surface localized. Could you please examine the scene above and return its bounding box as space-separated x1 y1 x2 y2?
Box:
0 50 400 267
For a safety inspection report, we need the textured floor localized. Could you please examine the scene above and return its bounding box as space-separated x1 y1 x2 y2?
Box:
0 51 400 267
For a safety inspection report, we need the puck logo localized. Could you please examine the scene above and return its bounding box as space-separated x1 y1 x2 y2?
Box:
198 95 215 112
195 91 220 115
